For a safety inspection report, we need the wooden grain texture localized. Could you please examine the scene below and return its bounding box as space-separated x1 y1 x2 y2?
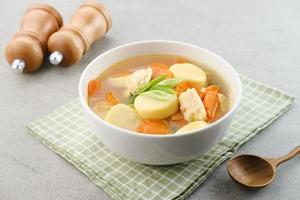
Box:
227 146 300 188
4 4 63 72
47 0 112 66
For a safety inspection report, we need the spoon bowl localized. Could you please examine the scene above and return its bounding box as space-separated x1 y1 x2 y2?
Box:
227 155 275 188
227 145 300 188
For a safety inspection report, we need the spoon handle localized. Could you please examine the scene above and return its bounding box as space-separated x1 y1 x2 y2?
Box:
274 145 300 166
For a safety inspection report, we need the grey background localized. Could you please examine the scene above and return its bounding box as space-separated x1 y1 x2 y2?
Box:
0 0 299 199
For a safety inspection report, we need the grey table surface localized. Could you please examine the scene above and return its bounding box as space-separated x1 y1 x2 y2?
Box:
0 0 299 199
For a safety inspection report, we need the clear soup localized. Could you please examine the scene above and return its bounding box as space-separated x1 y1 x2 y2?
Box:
88 54 230 135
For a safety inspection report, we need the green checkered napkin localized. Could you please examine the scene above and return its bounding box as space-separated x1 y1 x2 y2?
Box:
27 75 294 200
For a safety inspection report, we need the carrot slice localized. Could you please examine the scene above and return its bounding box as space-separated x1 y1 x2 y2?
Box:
170 111 185 121
203 90 219 121
172 119 187 125
175 81 202 96
105 92 119 105
150 63 173 79
151 63 169 69
199 91 205 100
88 79 101 96
170 111 187 125
136 120 171 135
206 85 220 92
175 82 192 94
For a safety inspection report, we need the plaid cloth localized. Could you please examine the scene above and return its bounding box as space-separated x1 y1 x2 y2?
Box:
26 75 294 200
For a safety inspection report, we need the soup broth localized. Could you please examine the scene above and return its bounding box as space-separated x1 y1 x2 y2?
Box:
88 54 230 135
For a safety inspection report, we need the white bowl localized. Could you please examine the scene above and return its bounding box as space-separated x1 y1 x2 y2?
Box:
79 40 242 165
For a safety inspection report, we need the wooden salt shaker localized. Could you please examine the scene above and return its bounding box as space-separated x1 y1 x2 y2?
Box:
48 1 112 66
5 4 63 73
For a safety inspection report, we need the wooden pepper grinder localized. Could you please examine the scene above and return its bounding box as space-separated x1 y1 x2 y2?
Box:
48 1 112 66
5 4 63 73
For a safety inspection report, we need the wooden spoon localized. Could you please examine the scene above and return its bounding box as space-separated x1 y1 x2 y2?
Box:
227 145 300 188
